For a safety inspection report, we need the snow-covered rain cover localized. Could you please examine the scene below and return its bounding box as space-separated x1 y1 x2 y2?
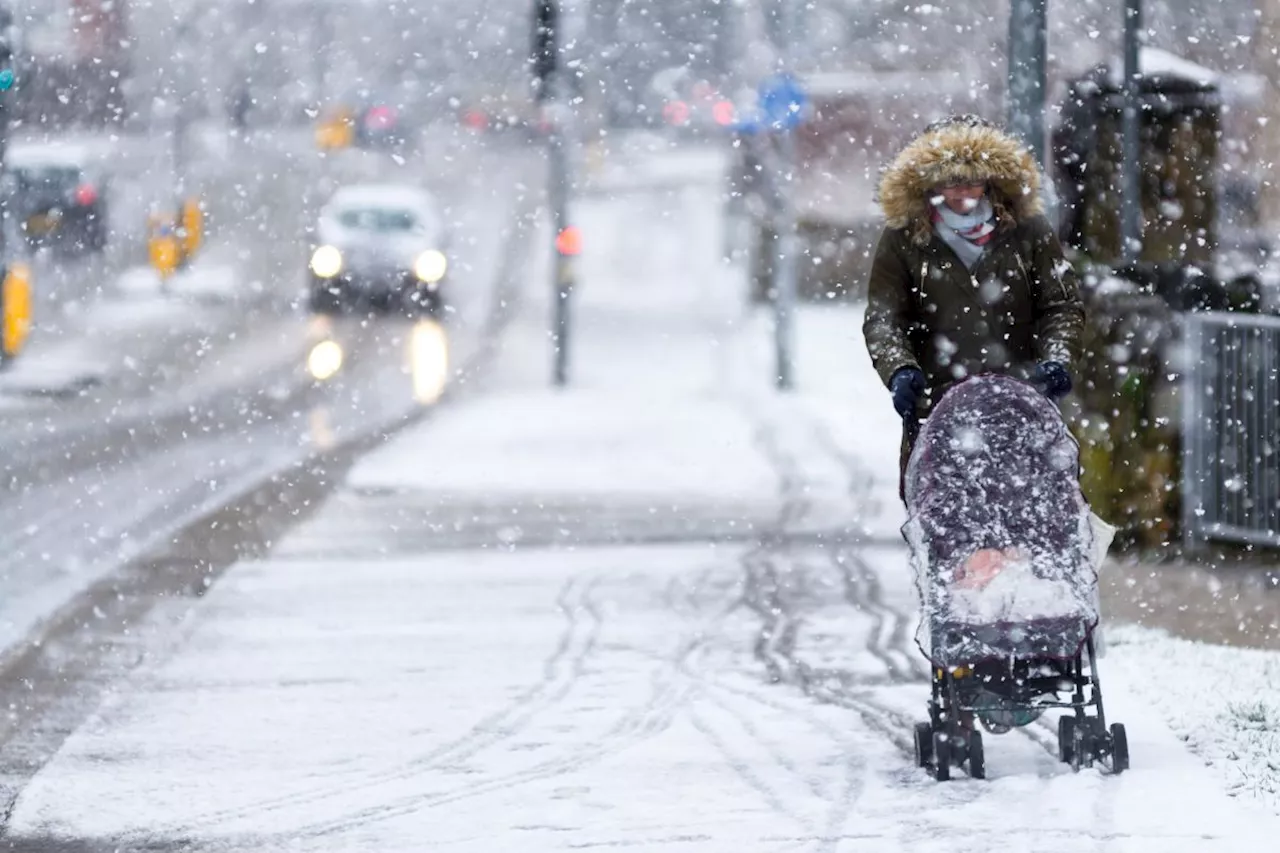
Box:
904 374 1110 668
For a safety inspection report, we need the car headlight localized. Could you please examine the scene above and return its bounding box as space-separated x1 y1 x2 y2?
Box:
414 250 448 283
310 245 343 278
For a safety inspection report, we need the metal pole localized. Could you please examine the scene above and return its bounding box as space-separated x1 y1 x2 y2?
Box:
1120 0 1143 263
0 7 10 274
1007 0 1047 165
771 0 797 391
173 16 192 199
550 114 573 386
773 132 796 390
313 4 331 109
1180 314 1201 554
535 0 574 387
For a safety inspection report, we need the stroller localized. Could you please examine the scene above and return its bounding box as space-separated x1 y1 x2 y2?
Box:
902 374 1128 781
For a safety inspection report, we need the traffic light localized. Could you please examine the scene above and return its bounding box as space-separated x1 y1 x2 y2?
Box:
531 0 558 101
0 4 14 92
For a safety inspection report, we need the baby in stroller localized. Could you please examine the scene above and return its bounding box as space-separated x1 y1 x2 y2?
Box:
902 375 1126 780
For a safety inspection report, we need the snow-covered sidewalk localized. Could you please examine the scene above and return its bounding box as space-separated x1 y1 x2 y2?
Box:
7 136 1280 851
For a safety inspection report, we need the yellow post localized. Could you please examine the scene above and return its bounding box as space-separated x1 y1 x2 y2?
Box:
315 106 355 151
2 262 32 359
148 211 181 281
181 197 204 261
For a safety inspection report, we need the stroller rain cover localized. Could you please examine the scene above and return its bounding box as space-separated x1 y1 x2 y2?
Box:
904 374 1106 668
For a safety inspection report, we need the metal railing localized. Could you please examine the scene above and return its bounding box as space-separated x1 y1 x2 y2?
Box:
1182 311 1280 550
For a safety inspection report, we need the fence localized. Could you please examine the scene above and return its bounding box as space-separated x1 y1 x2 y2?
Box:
1182 311 1280 550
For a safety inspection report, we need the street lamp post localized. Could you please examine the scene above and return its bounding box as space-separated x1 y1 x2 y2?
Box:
533 0 577 387
770 0 799 391
1120 0 1143 263
1007 0 1047 165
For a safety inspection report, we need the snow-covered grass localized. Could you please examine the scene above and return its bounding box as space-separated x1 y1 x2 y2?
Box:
1107 624 1280 812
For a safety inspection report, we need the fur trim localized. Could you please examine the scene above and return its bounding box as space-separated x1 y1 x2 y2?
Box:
878 121 1043 244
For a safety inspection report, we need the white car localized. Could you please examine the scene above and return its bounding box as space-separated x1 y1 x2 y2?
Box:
307 184 449 317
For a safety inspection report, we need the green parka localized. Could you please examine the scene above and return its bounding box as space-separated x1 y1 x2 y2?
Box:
862 119 1085 412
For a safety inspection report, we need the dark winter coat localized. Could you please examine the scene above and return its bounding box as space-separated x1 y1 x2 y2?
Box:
862 119 1085 413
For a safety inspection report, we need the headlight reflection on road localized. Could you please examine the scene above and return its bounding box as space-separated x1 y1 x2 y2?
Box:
409 319 448 404
308 339 345 381
309 407 336 450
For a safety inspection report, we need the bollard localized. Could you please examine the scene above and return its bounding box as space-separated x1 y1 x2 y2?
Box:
1 262 31 362
148 211 182 283
181 196 204 262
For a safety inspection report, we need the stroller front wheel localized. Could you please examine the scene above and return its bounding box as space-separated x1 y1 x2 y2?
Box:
932 731 951 781
1110 723 1130 774
1058 715 1076 764
914 722 934 768
968 730 986 779
1069 721 1092 772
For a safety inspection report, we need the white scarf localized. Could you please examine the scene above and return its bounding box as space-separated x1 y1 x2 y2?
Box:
931 197 996 270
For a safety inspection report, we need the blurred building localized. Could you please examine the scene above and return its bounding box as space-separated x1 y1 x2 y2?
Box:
15 0 130 127
1256 0 1280 233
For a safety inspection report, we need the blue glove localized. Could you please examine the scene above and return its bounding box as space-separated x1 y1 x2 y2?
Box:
1034 361 1072 400
890 367 926 419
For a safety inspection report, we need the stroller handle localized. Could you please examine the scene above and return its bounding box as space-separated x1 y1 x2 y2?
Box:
902 411 921 446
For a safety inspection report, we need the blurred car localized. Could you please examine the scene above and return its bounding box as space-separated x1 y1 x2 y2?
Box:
658 77 735 136
457 86 539 139
355 103 410 150
307 184 449 318
314 94 412 153
7 143 109 253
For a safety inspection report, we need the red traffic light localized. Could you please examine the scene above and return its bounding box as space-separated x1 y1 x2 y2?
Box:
555 226 582 256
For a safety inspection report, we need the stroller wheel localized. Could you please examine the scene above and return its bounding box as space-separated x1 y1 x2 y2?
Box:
967 730 986 779
932 731 951 782
914 722 934 768
1057 716 1076 764
1069 720 1091 772
1110 723 1130 774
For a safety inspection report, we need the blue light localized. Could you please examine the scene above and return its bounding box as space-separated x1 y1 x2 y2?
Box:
0 69 14 92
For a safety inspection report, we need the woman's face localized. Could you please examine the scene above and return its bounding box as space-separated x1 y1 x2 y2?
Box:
934 182 987 214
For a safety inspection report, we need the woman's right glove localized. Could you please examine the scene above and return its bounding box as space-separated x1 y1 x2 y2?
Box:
889 367 926 419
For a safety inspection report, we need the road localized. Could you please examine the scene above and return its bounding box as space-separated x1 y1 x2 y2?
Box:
0 135 1274 851
0 117 541 699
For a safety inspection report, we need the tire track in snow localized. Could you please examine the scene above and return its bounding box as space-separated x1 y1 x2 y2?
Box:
740 409 1000 825
807 420 929 684
667 569 835 833
298 572 721 838
742 549 916 755
687 703 813 829
170 574 604 835
831 547 921 683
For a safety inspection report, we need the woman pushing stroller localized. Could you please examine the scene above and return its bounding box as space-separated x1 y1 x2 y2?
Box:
862 115 1085 492
862 117 1127 780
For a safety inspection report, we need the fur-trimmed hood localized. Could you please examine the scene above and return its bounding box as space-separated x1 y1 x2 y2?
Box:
878 117 1043 244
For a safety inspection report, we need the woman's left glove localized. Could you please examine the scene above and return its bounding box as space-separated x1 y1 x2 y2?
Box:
1033 361 1072 400
889 367 926 419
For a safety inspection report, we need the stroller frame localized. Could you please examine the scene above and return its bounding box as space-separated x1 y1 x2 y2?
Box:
913 624 1130 780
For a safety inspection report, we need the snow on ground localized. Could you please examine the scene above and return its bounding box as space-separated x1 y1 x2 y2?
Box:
8 136 1280 851
1106 624 1280 813
0 338 106 397
114 263 245 301
352 388 779 503
0 262 233 399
